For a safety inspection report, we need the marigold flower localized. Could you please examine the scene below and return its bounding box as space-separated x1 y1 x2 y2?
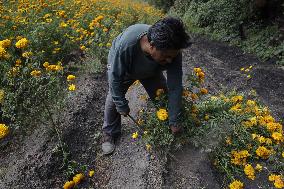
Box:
190 93 198 101
0 90 4 104
194 67 202 73
282 152 284 158
246 100 256 107
63 180 75 189
269 174 284 188
80 45 86 51
67 75 76 81
200 88 208 94
244 164 255 180
15 38 29 48
89 170 95 177
256 146 271 159
156 88 164 97
30 70 41 77
22 51 33 58
204 114 209 121
0 124 9 139
73 173 84 184
0 46 7 59
231 95 243 103
43 62 49 68
156 108 168 121
255 164 262 172
146 144 151 151
272 132 282 142
68 84 76 91
0 39 11 48
229 180 244 189
15 59 22 66
132 131 139 139
231 150 250 165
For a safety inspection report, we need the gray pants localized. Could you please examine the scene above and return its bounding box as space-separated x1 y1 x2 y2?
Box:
102 72 167 137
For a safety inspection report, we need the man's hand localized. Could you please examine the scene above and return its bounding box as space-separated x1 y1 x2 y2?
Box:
117 106 130 117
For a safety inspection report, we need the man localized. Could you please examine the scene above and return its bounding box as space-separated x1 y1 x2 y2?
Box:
102 17 191 155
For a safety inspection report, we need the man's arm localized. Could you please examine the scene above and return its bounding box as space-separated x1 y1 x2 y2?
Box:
166 52 183 126
108 46 130 114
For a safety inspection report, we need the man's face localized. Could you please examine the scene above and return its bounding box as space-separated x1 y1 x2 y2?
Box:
149 46 180 65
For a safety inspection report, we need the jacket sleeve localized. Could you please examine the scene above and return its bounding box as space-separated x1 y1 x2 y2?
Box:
166 52 183 126
107 46 130 113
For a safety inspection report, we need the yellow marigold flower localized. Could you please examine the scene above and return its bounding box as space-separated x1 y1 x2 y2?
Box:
256 146 271 159
137 119 144 125
231 95 243 103
22 51 33 58
274 177 284 188
231 150 250 165
60 22 68 28
265 138 272 145
196 71 205 80
230 103 242 113
0 39 11 48
194 67 202 73
225 137 232 145
267 122 282 132
269 174 278 181
244 164 255 180
15 38 29 48
0 90 4 104
156 88 164 97
67 75 76 81
200 88 208 94
272 132 282 142
73 173 84 184
89 170 95 177
30 70 41 77
246 100 256 107
68 84 76 91
132 131 139 139
190 93 198 101
63 180 75 189
43 62 49 68
182 89 190 97
282 152 284 158
255 164 262 172
80 45 86 51
146 144 151 151
15 59 22 66
156 108 168 121
229 180 244 189
204 114 209 121
0 123 9 139
0 46 7 59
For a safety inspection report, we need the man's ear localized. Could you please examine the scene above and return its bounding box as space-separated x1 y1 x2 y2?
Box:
149 41 155 50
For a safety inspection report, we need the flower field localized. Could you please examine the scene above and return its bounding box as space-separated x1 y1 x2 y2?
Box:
0 0 283 189
0 0 163 135
138 68 284 188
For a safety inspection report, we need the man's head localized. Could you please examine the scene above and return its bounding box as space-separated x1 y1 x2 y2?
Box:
147 17 191 65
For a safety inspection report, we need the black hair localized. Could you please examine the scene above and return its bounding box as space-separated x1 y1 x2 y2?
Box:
147 17 191 50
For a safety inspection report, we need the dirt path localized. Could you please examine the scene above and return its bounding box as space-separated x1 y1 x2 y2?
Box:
1 36 284 189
